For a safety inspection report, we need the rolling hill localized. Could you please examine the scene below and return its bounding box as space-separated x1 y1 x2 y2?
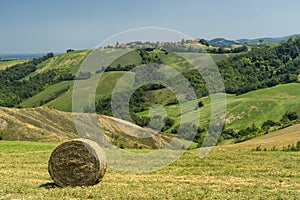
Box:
137 83 300 132
0 107 174 149
1 104 298 151
18 49 227 111
3 37 299 111
1 37 300 146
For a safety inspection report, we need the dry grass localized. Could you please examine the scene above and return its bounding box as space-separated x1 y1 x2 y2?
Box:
0 141 299 199
220 123 300 150
0 107 171 148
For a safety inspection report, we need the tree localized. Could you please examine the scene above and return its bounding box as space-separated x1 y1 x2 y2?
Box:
198 39 209 46
66 49 74 53
218 47 226 54
181 39 185 45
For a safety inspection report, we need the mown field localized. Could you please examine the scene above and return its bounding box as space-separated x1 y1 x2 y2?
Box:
0 141 299 199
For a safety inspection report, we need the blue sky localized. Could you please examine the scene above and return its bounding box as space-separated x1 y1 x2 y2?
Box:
1 0 300 53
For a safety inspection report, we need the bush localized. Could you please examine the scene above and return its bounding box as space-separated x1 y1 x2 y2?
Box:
165 117 175 127
287 111 298 121
222 128 236 139
261 119 280 128
132 115 150 127
198 101 204 108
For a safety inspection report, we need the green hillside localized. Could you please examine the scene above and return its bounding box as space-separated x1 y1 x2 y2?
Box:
110 49 141 67
137 83 300 132
2 37 300 109
13 43 300 143
226 83 300 130
46 71 135 111
17 48 225 111
35 50 89 75
19 81 73 108
20 71 135 111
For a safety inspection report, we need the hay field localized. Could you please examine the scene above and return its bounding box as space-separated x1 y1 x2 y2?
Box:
0 141 299 199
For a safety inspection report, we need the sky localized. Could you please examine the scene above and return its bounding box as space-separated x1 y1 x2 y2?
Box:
1 0 300 54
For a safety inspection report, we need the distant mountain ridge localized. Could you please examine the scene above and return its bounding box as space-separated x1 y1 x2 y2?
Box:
206 34 300 47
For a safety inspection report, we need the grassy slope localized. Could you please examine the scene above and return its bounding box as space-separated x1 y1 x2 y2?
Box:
138 83 300 131
19 81 74 108
110 50 141 67
221 123 300 150
19 49 139 111
145 88 175 105
0 107 172 149
0 141 299 199
226 83 300 129
0 59 28 70
40 71 135 112
0 107 77 142
25 49 89 80
37 50 90 74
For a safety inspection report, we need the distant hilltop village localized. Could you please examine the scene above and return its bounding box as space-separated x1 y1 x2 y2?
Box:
106 41 128 49
105 39 203 49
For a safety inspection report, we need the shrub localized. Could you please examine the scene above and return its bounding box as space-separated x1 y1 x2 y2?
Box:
222 128 236 139
261 119 279 128
198 101 204 107
281 111 299 123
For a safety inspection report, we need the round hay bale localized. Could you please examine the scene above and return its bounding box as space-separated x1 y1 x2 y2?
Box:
48 139 107 187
